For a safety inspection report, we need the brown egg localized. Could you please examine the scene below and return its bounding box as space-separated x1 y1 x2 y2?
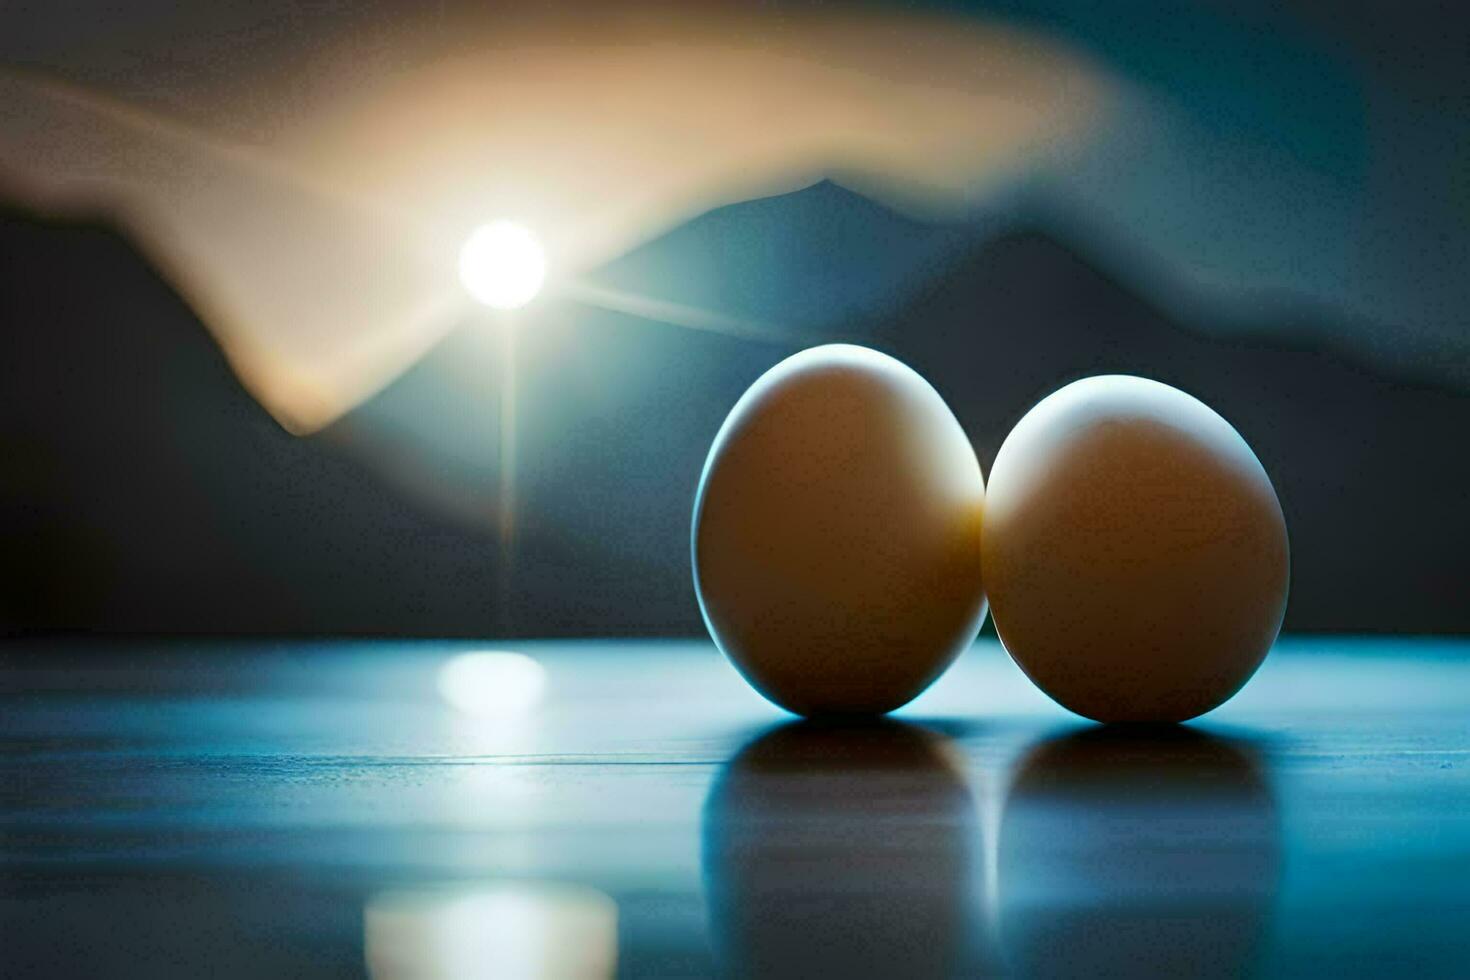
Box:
693 345 987 716
982 375 1289 722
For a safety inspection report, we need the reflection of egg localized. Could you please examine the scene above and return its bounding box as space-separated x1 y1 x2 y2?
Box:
983 376 1289 723
998 728 1280 978
693 345 987 716
703 720 978 977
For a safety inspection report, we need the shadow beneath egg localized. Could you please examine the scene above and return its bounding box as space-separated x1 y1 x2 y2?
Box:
701 718 986 979
997 725 1282 979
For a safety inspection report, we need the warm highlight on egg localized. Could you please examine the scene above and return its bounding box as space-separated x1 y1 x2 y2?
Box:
693 345 988 716
982 375 1289 722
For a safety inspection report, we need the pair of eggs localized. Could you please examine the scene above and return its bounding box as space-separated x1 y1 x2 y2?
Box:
692 345 1289 723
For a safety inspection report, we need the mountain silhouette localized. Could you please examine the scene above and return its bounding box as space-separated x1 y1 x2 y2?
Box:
0 207 503 634
1 181 1466 635
585 179 980 335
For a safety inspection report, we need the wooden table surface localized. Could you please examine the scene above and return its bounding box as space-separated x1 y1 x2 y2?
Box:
2 637 1467 978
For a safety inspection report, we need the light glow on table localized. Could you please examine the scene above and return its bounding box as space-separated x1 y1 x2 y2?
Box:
365 881 617 980
437 651 547 717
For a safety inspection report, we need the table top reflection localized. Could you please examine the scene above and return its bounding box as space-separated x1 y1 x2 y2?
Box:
1 636 1467 979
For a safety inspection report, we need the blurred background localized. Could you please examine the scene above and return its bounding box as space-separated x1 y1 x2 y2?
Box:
1 0 1466 637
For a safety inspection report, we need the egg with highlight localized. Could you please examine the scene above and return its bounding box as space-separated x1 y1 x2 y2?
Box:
693 345 988 716
982 375 1289 723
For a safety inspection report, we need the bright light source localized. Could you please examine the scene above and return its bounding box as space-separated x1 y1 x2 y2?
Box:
437 651 547 717
458 221 547 309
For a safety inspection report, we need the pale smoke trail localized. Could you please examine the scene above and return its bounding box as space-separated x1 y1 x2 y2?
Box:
0 6 1107 433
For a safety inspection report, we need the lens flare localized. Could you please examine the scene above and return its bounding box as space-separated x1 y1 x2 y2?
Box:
458 221 547 310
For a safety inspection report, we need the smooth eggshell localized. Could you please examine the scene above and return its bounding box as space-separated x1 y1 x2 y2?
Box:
982 375 1289 723
693 345 987 716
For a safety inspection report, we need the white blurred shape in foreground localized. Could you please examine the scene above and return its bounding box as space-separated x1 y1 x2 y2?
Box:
365 881 617 980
